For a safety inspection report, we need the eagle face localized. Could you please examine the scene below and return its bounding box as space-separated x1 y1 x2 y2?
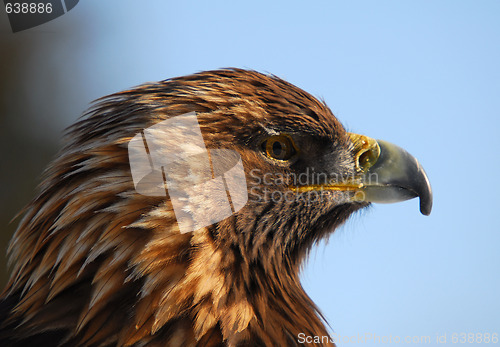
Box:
221 105 366 264
1 69 432 346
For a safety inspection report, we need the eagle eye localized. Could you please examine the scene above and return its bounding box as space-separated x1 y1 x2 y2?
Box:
262 134 298 161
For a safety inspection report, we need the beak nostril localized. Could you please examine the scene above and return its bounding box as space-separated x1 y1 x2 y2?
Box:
348 133 381 173
358 150 372 170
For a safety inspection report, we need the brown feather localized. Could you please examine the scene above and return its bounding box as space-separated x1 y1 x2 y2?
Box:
1 68 366 346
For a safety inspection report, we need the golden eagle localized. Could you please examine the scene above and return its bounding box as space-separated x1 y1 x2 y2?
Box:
0 69 432 346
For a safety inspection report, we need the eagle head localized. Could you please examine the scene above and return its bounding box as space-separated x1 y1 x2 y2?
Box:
1 69 432 346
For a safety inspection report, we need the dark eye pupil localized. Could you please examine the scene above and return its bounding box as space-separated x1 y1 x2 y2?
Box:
272 141 284 157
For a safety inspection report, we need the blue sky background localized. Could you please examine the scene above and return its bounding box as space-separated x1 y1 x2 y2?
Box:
1 1 499 346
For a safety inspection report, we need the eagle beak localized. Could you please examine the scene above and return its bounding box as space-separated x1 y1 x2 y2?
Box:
349 133 433 215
